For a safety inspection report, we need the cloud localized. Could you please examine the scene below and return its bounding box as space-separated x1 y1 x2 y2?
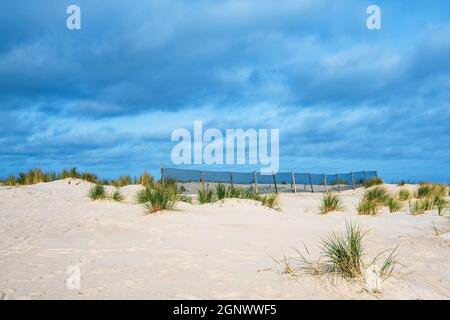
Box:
0 0 449 181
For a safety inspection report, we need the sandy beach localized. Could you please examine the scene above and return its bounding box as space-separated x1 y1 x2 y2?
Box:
0 179 449 300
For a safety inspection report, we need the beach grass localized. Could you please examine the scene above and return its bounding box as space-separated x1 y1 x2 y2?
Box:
364 177 384 188
261 193 280 210
88 184 107 200
291 222 402 285
143 184 178 213
398 188 411 201
319 192 344 214
321 222 365 278
198 188 216 204
386 196 403 213
110 188 124 202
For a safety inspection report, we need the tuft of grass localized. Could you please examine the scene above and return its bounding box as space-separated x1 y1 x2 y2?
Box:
215 183 227 200
364 177 384 188
242 187 261 201
109 188 124 202
319 192 344 214
370 246 402 279
60 167 79 179
88 184 107 200
289 223 403 285
198 188 216 204
398 188 411 201
410 198 434 215
321 222 365 279
227 185 243 198
143 184 178 213
136 187 152 204
434 197 448 216
5 175 17 186
261 193 280 210
363 186 389 204
18 168 47 185
357 186 391 215
80 172 98 183
140 171 154 187
331 179 347 185
357 198 380 215
417 183 447 199
386 196 403 213
110 175 132 187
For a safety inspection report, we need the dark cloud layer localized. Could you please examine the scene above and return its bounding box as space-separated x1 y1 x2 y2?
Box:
0 0 449 181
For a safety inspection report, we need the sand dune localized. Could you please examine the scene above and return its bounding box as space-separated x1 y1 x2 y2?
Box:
0 179 449 299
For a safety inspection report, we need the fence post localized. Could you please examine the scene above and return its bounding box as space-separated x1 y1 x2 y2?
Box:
363 170 367 182
351 172 355 190
308 173 314 193
291 171 297 194
336 173 341 193
229 172 233 188
272 172 278 194
201 172 205 192
323 174 328 192
253 171 258 193
160 164 165 186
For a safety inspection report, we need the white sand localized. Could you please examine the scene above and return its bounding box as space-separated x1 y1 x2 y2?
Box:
0 179 449 300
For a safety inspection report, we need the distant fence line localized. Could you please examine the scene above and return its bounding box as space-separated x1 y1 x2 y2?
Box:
161 167 379 194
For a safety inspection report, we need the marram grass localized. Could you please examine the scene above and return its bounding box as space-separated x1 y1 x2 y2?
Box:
364 177 384 188
287 222 402 283
88 184 107 200
319 192 344 214
398 188 411 201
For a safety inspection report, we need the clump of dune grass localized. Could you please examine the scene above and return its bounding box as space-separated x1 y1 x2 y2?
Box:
285 222 402 287
398 188 411 201
139 171 154 187
261 193 280 210
357 186 390 215
357 198 380 215
364 177 384 188
331 179 347 186
370 246 402 279
434 197 448 216
143 184 178 213
80 172 98 183
60 167 79 179
18 168 48 185
88 184 107 200
319 192 344 214
321 222 365 278
215 183 227 200
227 185 244 198
110 175 132 187
198 188 216 204
417 183 447 199
136 187 152 204
386 196 403 213
410 198 434 215
5 175 17 186
364 186 389 204
242 187 261 201
109 188 124 202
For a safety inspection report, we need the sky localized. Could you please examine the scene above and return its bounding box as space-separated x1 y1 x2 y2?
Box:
0 0 449 182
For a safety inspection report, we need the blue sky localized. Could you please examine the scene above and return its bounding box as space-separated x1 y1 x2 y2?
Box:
1 0 449 182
